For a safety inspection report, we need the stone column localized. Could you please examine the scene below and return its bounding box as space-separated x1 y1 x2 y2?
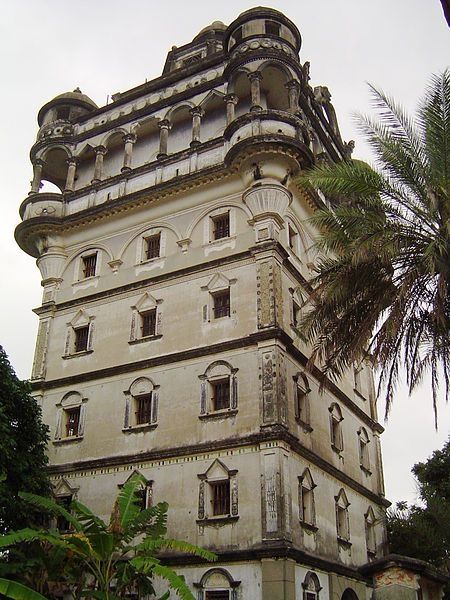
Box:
224 94 238 125
121 133 137 172
248 71 263 112
157 119 170 158
64 157 78 192
30 159 45 194
92 146 107 183
286 79 300 113
190 107 203 147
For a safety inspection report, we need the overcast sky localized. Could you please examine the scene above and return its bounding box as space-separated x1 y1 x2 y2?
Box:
1 0 448 506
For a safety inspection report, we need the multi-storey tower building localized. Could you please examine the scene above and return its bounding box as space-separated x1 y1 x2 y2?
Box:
16 7 397 600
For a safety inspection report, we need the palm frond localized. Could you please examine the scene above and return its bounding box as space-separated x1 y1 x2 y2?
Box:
0 578 49 600
19 492 82 533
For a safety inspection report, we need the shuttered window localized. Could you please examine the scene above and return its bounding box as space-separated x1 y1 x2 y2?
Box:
141 310 157 337
145 234 161 260
210 480 230 516
65 407 80 437
135 394 153 425
213 290 230 318
212 379 230 411
74 326 89 353
82 254 97 278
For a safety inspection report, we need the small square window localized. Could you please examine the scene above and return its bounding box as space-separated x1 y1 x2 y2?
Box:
212 290 230 318
82 254 97 278
135 394 154 425
74 326 89 353
65 407 81 437
212 213 230 240
210 480 230 516
211 378 230 411
141 309 157 338
265 20 281 36
145 234 161 260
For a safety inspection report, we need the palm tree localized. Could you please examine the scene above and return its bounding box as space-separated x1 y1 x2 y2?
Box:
0 473 215 600
297 70 449 425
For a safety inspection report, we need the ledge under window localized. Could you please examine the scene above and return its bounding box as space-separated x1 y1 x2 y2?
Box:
360 464 372 476
199 409 238 421
128 334 162 346
62 350 93 360
353 388 368 401
296 418 313 433
53 435 83 445
331 443 344 455
122 423 158 434
300 520 318 533
337 536 352 549
196 515 239 526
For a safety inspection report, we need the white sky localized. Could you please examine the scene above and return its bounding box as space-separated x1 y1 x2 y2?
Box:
1 0 449 506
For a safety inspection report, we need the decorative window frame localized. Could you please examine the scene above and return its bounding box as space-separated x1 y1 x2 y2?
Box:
123 377 159 433
298 468 317 532
357 427 371 474
118 470 154 510
197 459 239 525
194 568 241 600
63 310 95 359
289 286 305 334
293 372 313 432
129 292 163 344
199 361 238 419
329 402 344 454
364 506 377 559
335 488 351 546
52 477 79 532
302 571 322 600
139 228 166 264
76 249 101 282
204 207 236 245
201 273 237 323
54 391 87 443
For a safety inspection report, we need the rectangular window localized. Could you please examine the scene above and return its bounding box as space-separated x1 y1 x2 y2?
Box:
212 213 230 240
135 484 152 511
56 495 72 531
212 379 230 411
145 234 161 260
300 486 314 525
65 407 80 437
265 20 281 36
305 593 317 600
135 394 153 425
82 254 97 278
331 417 343 451
292 301 300 328
141 309 157 338
74 325 89 353
288 224 297 249
337 505 349 540
210 480 230 516
56 106 71 120
213 290 230 318
206 592 230 600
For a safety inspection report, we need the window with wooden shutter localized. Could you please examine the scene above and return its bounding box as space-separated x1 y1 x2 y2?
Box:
141 309 157 337
210 480 230 516
145 234 161 260
212 290 230 318
82 254 97 278
74 326 89 353
212 378 230 411
135 394 153 425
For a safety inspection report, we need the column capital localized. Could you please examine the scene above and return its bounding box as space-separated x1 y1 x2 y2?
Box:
189 106 204 117
66 156 78 166
158 119 171 130
285 79 301 90
123 133 137 144
32 158 46 168
248 71 263 82
224 94 238 105
94 145 108 156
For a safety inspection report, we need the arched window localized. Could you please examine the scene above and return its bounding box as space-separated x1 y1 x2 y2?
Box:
341 589 359 600
194 567 240 599
123 377 159 431
357 427 371 472
302 571 322 600
365 506 377 558
54 391 87 441
335 488 351 542
329 403 344 452
293 372 312 431
199 360 238 417
298 468 316 529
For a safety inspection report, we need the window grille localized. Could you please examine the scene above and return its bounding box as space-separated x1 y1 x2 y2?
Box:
141 310 157 337
82 254 97 278
212 379 230 411
65 407 80 437
135 394 153 425
212 213 230 240
213 290 230 318
145 234 161 260
74 326 89 353
211 480 230 515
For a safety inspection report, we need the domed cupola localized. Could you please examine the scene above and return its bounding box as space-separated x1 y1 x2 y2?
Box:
224 7 301 60
37 88 98 128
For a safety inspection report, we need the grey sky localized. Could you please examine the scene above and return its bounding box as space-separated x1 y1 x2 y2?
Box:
1 0 449 505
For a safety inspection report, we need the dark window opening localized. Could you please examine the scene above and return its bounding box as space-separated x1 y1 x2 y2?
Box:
211 480 230 515
135 485 151 511
56 106 71 120
206 592 230 600
265 20 281 36
183 54 202 67
141 309 157 337
288 224 297 249
212 213 230 240
56 495 72 531
74 326 89 353
145 234 161 260
65 407 80 437
293 301 300 328
136 394 153 425
213 290 230 318
212 379 230 411
82 254 97 278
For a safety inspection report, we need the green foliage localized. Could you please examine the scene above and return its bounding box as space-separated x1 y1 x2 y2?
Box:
387 438 450 596
296 71 450 423
0 473 216 599
0 346 51 533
